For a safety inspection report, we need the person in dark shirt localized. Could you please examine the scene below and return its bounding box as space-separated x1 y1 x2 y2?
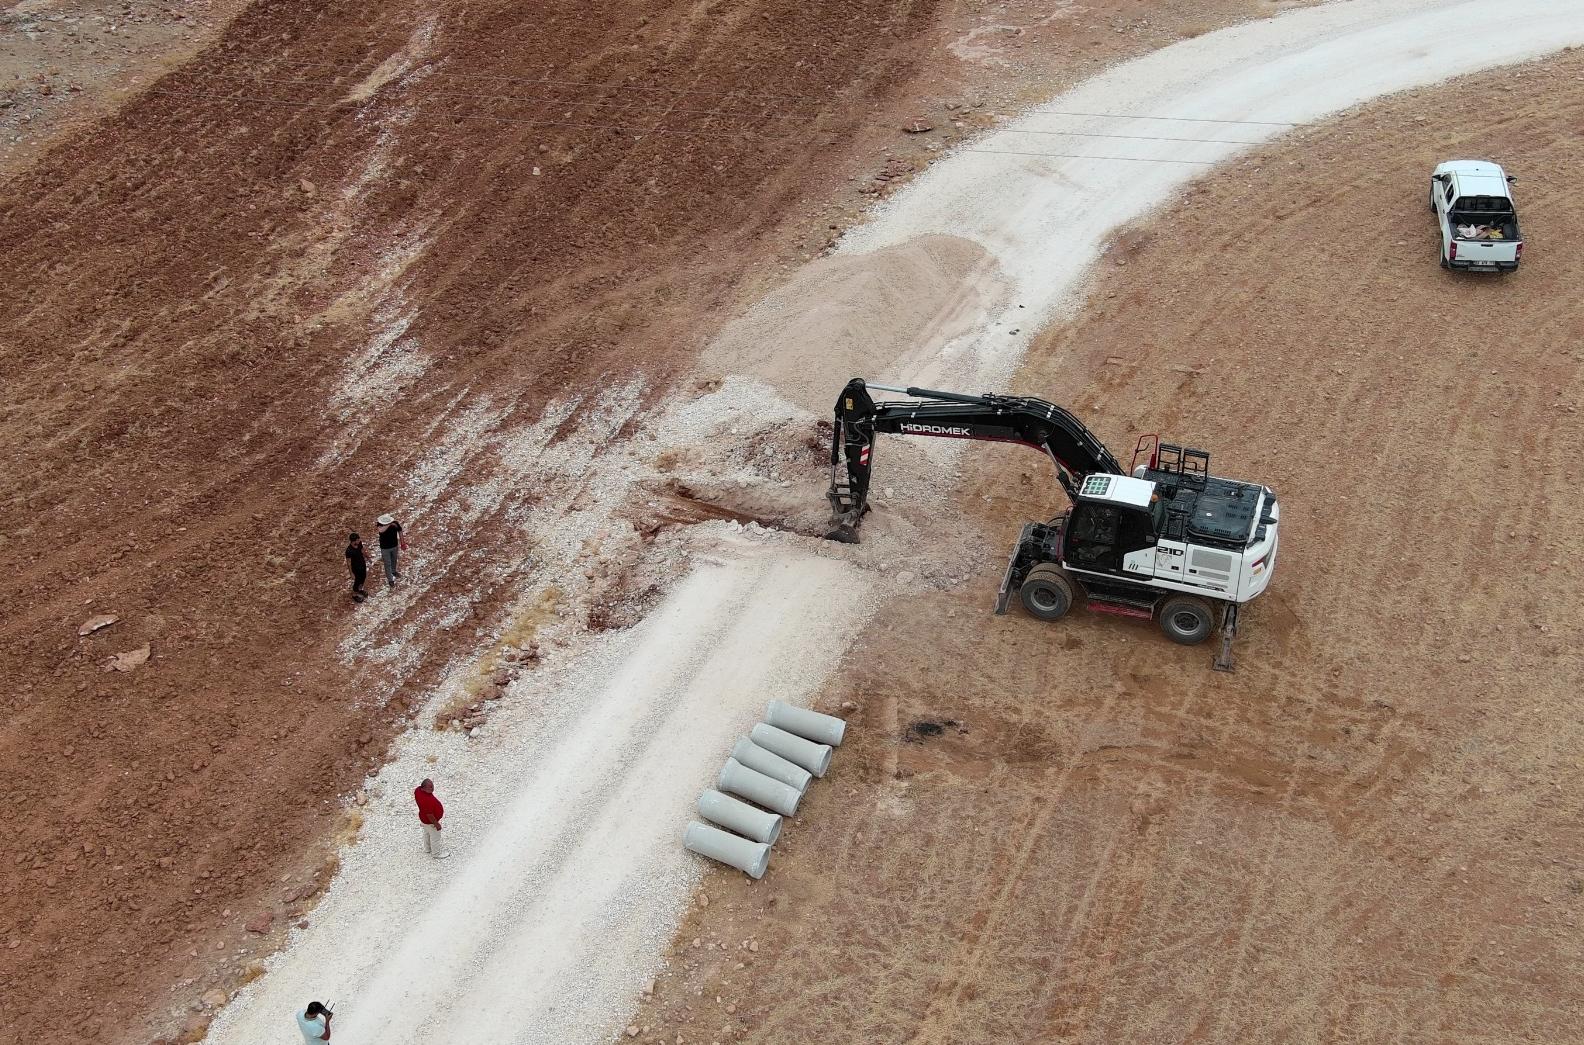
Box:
344 533 368 602
376 513 404 586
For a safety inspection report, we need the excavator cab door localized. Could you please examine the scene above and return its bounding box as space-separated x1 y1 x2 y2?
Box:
1065 502 1157 577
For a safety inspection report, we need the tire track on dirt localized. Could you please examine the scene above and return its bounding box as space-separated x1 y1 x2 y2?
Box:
903 695 1118 1045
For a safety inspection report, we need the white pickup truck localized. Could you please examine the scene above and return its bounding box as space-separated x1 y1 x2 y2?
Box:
1430 160 1522 273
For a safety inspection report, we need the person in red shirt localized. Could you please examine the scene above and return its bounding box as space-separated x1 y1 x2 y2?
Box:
414 778 448 860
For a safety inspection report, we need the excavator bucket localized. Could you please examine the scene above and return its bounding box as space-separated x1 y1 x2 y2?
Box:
824 380 876 542
825 523 860 544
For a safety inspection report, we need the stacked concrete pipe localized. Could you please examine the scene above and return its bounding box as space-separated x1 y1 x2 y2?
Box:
683 700 853 879
731 737 811 793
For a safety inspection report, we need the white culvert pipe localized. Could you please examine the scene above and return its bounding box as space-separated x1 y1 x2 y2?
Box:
731 738 812 794
697 789 782 845
751 723 833 778
684 821 770 880
718 758 801 816
766 699 847 747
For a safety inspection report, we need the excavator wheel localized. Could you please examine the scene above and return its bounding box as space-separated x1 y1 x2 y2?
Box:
1019 564 1074 621
1158 595 1215 645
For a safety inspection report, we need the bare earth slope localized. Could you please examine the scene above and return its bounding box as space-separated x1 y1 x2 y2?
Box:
0 2 938 1040
639 50 1584 1045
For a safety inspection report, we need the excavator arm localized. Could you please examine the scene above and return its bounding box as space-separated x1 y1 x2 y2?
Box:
826 378 1122 541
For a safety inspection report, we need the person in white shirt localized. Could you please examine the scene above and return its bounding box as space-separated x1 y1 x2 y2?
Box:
296 1000 332 1042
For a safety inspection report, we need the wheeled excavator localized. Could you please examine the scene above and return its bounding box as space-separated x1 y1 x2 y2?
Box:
826 379 1280 670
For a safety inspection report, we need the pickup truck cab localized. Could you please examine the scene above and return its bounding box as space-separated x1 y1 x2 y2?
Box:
1430 160 1521 273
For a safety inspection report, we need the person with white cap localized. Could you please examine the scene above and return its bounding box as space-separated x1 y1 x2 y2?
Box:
376 513 404 586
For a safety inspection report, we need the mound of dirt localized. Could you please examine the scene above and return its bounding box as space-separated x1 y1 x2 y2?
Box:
702 234 1009 410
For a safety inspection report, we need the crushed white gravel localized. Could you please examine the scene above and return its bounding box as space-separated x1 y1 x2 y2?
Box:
204 2 1584 1042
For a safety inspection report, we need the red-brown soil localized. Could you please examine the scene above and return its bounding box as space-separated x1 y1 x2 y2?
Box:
1 2 939 1040
637 51 1584 1045
0 0 1330 1041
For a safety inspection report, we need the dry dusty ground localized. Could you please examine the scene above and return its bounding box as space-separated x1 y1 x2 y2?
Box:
0 1 1317 1043
1 0 248 177
638 52 1584 1045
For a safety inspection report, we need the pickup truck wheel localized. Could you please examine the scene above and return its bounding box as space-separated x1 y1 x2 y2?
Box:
1439 247 1450 271
1019 564 1074 622
1158 595 1215 645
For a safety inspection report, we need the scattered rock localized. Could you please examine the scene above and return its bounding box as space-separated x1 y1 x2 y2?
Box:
77 614 118 636
200 988 227 1010
105 644 151 672
901 118 934 133
840 701 858 712
747 940 759 953
626 1027 640 1038
896 570 915 584
174 1014 210 1044
298 178 316 195
244 911 273 934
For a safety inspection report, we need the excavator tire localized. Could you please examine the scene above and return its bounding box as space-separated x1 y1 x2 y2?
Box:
1019 564 1074 622
1158 595 1215 645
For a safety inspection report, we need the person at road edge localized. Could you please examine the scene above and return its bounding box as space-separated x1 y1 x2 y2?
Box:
296 1000 332 1042
415 778 448 859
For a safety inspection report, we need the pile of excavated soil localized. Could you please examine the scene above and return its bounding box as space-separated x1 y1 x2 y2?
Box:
635 27 1584 1045
701 234 1009 412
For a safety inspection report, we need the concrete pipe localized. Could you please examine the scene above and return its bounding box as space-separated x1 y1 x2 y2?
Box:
684 821 770 880
766 699 847 747
751 723 833 778
698 789 782 845
732 737 812 794
718 758 801 816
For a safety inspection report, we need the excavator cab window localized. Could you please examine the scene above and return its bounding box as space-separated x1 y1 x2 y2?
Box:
1066 502 1156 574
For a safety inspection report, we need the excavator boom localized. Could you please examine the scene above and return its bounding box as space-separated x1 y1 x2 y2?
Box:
826 378 1122 540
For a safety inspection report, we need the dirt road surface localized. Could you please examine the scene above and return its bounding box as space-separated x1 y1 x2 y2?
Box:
204 532 875 1045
